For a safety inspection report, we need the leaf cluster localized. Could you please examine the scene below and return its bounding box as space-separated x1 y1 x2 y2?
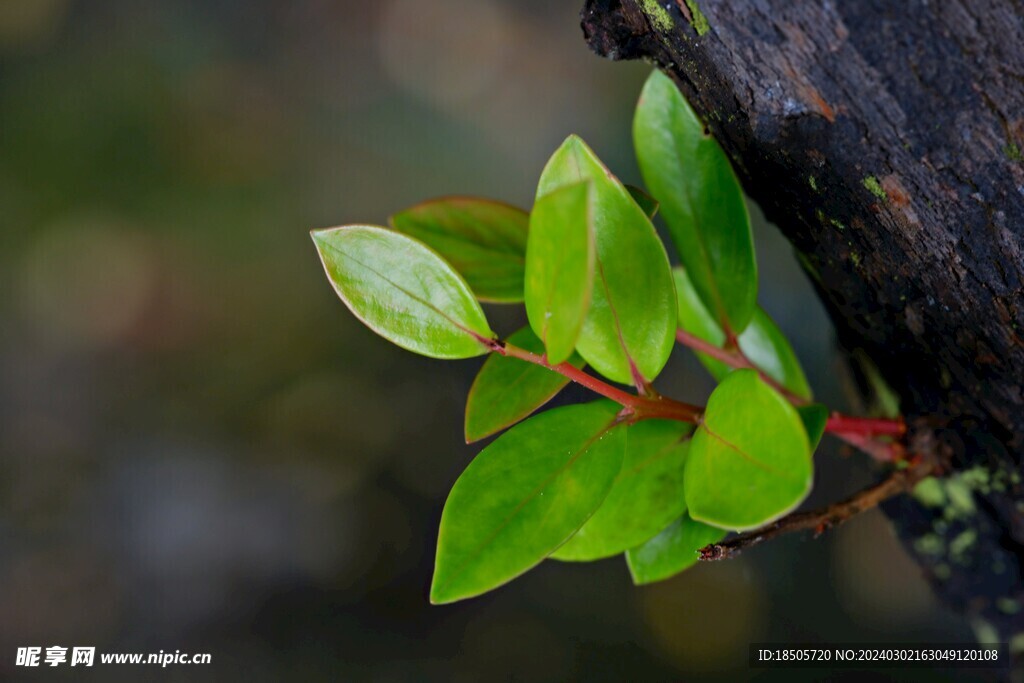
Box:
313 70 826 603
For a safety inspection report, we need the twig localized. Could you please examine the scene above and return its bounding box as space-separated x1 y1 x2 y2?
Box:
675 329 809 405
698 460 932 561
825 413 905 437
493 339 704 423
492 334 907 466
831 431 904 462
674 328 907 447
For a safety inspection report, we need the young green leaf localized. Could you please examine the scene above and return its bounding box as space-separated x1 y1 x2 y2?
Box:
464 326 585 443
797 403 829 451
674 267 811 399
536 135 676 385
312 225 493 359
625 513 726 585
625 184 659 219
551 419 692 561
389 197 528 303
431 401 626 604
635 70 757 333
524 181 595 364
685 369 812 530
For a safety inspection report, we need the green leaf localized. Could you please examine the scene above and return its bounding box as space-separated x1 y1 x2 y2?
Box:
524 181 595 364
389 197 528 303
552 419 692 561
625 513 726 585
536 135 676 385
312 225 493 359
674 267 811 399
635 70 757 332
685 369 812 530
431 401 626 604
464 326 585 443
797 403 829 451
625 184 659 219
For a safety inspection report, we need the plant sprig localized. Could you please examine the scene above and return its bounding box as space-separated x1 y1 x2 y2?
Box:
312 69 917 604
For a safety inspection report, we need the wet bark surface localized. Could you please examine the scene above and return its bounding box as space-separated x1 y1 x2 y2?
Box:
580 0 1024 639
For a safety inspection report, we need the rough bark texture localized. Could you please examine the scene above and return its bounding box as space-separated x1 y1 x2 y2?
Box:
580 0 1024 640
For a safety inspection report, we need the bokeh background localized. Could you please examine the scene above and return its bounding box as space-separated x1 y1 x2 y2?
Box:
0 1 989 681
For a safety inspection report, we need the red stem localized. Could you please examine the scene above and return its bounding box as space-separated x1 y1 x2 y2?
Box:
496 341 703 423
825 413 906 437
675 329 807 404
674 329 906 441
492 336 907 462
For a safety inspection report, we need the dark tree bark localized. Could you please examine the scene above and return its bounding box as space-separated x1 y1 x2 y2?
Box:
580 0 1024 639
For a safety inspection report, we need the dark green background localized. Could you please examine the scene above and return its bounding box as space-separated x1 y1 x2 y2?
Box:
0 1 981 680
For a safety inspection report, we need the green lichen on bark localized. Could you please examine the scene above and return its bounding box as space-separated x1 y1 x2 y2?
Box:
638 0 673 31
684 0 710 36
862 175 887 201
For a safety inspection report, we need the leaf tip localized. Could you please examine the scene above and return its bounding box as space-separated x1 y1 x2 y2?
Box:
463 425 482 445
310 226 345 252
429 578 460 605
428 576 444 604
557 133 591 158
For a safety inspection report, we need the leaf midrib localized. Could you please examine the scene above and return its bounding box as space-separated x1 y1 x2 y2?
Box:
700 422 805 485
320 239 486 342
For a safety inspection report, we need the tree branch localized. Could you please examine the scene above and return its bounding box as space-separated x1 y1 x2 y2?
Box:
493 339 704 423
497 337 907 447
580 0 1024 637
699 461 933 561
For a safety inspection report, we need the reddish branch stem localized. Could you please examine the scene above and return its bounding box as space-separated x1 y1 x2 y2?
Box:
495 334 925 555
495 340 703 423
825 413 906 437
485 324 920 562
676 329 805 403
493 337 907 459
674 329 907 442
831 432 905 463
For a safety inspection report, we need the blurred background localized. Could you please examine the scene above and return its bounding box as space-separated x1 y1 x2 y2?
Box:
0 0 986 681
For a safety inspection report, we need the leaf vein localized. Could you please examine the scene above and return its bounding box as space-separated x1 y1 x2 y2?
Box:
699 423 804 484
320 239 485 342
